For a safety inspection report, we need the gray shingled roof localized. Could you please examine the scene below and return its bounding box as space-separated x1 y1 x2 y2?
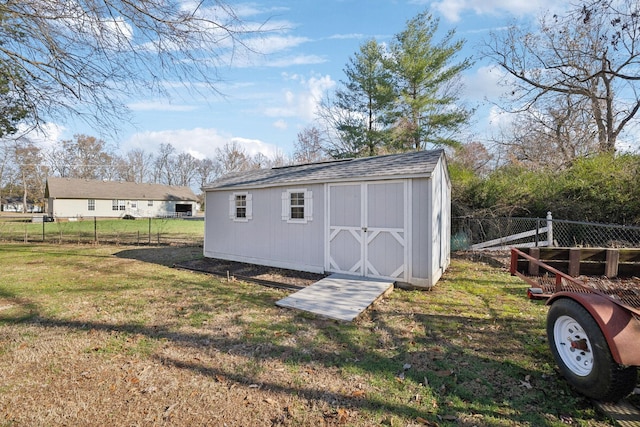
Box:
204 149 446 191
45 177 198 201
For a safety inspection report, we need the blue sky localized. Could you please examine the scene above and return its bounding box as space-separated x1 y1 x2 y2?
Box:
33 0 564 161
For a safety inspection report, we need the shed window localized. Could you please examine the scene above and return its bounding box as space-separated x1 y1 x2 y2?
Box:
229 192 252 221
282 189 312 223
88 199 95 211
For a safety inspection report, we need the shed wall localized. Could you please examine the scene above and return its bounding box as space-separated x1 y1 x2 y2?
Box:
204 184 325 273
410 178 431 284
430 157 451 285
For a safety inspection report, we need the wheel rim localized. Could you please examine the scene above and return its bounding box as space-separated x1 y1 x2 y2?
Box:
553 315 594 377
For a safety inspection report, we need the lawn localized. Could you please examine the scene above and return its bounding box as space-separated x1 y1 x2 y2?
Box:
0 243 621 426
0 216 203 245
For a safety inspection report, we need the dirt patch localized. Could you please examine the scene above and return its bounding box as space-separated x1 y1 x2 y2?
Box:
175 257 327 288
452 250 511 269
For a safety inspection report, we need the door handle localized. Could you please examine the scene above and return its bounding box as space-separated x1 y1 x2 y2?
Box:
362 227 368 232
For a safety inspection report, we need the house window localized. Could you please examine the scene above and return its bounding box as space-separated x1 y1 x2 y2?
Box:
88 199 95 211
228 192 252 221
119 201 125 210
148 200 154 207
112 200 118 211
131 202 137 209
282 189 312 223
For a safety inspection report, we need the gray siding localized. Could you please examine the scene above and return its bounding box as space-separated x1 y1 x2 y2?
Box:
204 184 325 273
411 178 431 282
429 157 451 285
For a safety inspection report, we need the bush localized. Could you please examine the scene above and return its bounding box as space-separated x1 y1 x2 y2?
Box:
452 152 640 225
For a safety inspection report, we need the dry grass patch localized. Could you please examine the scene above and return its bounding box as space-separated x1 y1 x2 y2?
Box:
0 244 624 426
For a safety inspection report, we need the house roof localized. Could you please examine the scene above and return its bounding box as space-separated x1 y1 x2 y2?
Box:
204 149 446 191
45 177 198 201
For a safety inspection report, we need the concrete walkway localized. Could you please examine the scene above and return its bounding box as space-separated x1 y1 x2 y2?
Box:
275 274 394 322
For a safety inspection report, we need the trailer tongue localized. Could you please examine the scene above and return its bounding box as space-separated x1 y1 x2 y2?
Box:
510 247 640 402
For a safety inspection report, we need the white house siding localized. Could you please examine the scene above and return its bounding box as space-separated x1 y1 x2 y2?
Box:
49 199 196 218
204 184 325 273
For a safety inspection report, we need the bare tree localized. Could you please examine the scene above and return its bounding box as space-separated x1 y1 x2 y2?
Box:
293 126 328 163
0 1 267 133
45 134 114 180
114 148 153 182
196 158 218 189
492 96 600 170
484 0 640 153
12 140 46 212
215 141 252 175
175 152 199 187
153 143 176 185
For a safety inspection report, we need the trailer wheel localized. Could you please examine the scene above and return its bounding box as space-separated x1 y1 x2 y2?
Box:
547 298 637 402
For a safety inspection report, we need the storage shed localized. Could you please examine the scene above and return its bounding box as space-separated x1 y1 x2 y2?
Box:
202 149 451 288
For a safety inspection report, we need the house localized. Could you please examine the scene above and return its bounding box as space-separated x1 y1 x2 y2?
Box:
45 177 199 219
202 149 451 288
1 198 43 213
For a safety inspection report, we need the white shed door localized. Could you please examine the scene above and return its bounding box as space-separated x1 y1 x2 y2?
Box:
328 182 407 281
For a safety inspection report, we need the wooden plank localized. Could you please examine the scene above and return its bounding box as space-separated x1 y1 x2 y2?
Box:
528 248 540 276
569 248 581 277
595 399 640 427
470 227 547 250
605 249 620 278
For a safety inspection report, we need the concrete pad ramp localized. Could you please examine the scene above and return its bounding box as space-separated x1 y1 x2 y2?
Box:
275 274 394 322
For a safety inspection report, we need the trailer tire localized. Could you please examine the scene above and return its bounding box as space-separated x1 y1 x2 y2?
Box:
547 298 637 402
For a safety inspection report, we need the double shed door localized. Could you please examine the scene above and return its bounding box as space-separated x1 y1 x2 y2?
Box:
327 181 407 281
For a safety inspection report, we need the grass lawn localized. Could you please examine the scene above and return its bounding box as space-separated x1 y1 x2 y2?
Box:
0 243 623 426
0 216 203 245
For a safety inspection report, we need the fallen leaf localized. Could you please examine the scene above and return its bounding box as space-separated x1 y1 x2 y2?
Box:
264 398 277 405
351 390 365 398
520 380 532 389
416 416 439 426
337 408 348 424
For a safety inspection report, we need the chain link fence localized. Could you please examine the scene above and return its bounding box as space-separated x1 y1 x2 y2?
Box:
0 215 204 246
452 213 640 251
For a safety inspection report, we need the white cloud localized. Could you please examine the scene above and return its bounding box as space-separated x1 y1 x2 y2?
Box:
463 65 509 102
246 35 311 54
264 74 336 121
262 55 327 68
273 119 288 130
128 100 198 112
12 122 66 149
426 0 559 22
125 127 279 160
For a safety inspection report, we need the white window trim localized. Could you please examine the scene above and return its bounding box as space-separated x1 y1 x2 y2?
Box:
281 188 313 224
229 192 252 222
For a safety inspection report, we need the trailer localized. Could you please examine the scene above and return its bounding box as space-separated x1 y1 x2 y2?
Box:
510 247 640 402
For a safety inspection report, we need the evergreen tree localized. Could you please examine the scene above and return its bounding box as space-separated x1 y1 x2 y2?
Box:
387 12 472 151
331 39 395 157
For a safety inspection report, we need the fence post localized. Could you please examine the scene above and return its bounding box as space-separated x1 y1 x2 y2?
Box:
546 211 553 247
42 215 46 242
535 218 540 247
94 216 97 243
148 217 151 245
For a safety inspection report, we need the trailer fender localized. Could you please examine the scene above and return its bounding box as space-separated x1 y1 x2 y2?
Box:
547 292 640 366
